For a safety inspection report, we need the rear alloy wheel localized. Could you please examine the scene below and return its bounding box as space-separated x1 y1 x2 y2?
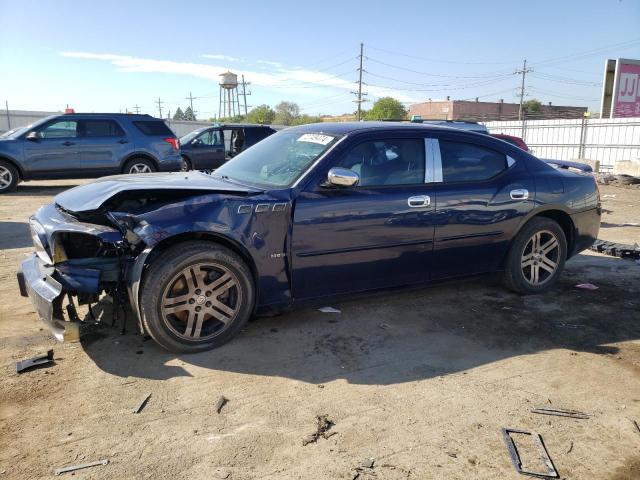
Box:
503 217 567 294
140 241 254 352
0 160 19 193
124 158 157 174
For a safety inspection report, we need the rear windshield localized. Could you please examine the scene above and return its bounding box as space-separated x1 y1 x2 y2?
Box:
133 121 174 136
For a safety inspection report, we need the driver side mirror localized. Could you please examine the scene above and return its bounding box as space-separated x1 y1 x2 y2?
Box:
192 138 202 146
326 167 359 187
26 131 39 141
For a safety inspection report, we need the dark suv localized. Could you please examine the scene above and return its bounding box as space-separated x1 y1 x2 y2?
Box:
0 113 182 193
179 124 276 170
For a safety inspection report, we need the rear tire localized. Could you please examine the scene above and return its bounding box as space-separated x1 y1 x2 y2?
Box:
124 158 157 174
0 160 19 193
503 217 567 294
181 156 192 171
140 241 255 353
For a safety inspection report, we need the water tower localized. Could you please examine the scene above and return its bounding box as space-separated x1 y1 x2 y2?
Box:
219 71 241 119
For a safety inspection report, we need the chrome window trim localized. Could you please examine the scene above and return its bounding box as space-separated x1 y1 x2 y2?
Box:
425 138 443 183
424 138 433 183
292 134 348 188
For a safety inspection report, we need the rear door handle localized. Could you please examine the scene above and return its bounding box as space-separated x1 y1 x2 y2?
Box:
62 141 76 146
117 139 129 144
510 189 529 200
408 195 431 208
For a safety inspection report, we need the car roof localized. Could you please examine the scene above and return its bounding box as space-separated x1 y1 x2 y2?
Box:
62 113 157 118
283 121 476 136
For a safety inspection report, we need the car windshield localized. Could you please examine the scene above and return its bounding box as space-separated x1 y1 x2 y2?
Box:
180 128 207 144
214 131 339 188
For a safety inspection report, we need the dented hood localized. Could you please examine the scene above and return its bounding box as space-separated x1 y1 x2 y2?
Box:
55 171 258 213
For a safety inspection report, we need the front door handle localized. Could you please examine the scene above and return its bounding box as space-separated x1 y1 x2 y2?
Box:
408 195 431 208
510 189 529 200
62 141 76 146
117 139 129 144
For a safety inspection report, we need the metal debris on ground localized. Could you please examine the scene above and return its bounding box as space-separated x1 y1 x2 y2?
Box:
132 393 151 414
566 441 574 454
318 306 341 314
502 428 559 478
54 459 108 476
301 414 335 446
531 407 590 419
16 349 54 373
575 283 599 290
590 239 640 260
215 395 228 414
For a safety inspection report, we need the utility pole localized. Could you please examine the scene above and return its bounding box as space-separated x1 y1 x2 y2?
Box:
186 91 197 118
5 100 10 130
155 97 164 118
351 43 367 121
516 59 533 121
241 75 251 119
133 104 141 114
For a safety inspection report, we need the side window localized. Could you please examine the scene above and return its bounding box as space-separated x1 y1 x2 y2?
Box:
82 120 125 137
39 120 78 139
440 141 507 183
336 138 425 186
196 130 212 145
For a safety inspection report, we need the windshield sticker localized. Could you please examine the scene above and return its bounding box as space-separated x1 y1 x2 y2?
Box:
297 133 334 145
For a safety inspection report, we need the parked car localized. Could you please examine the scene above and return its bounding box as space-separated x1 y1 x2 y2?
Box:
179 124 276 170
491 133 529 151
0 113 182 193
17 122 601 352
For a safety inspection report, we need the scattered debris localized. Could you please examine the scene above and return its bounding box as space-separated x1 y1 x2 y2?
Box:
623 222 639 227
16 349 54 374
447 452 457 458
566 441 574 454
212 468 231 479
502 428 559 478
590 239 640 260
215 396 228 414
360 458 375 469
302 415 335 446
378 323 391 330
633 420 640 434
54 459 108 476
602 194 616 198
575 283 599 290
132 393 151 414
318 306 341 314
531 407 590 419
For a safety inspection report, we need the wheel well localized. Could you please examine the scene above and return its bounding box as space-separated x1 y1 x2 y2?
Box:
0 156 24 180
144 232 259 294
534 210 575 256
122 154 159 173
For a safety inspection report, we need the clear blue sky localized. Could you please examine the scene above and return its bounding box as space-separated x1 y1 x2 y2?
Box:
1 0 639 118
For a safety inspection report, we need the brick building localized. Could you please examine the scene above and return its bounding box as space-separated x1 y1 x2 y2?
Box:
408 98 588 121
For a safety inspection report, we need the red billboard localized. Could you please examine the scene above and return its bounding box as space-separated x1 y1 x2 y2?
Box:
612 59 640 118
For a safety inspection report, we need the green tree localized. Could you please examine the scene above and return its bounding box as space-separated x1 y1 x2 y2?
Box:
273 101 300 125
173 107 185 121
247 104 275 124
183 106 196 121
363 97 407 121
290 114 322 126
523 99 542 114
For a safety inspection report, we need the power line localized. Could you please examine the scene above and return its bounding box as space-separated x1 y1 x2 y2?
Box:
185 91 197 117
365 57 514 79
155 97 164 118
133 104 141 114
351 43 367 121
366 44 518 65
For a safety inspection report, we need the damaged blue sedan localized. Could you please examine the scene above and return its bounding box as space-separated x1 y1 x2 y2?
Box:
17 122 601 352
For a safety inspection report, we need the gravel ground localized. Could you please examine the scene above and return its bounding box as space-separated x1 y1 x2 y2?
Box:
0 180 639 480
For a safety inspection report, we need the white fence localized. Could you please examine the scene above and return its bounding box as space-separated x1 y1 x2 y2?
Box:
0 110 60 132
485 117 640 171
166 120 215 137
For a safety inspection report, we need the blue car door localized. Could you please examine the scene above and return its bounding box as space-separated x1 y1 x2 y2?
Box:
429 132 535 279
77 119 131 175
23 119 81 178
291 133 436 299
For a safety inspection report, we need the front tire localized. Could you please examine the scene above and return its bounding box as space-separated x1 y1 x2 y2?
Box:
124 158 157 174
181 156 192 171
0 160 19 193
503 217 567 294
140 241 255 353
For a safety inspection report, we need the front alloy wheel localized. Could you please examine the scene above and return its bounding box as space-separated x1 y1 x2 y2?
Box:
140 241 255 352
129 163 152 174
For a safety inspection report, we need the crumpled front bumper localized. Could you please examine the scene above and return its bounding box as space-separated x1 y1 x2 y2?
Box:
17 254 79 342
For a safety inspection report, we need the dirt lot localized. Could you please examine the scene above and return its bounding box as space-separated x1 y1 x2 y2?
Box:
1 180 639 479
